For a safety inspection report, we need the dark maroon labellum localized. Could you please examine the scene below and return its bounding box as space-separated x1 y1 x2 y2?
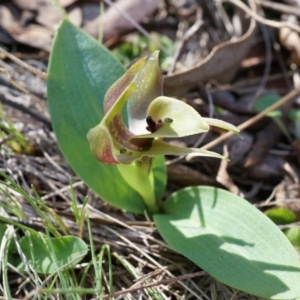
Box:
146 116 157 133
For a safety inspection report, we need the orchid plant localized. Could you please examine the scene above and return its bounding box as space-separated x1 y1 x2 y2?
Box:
48 20 300 299
87 51 239 213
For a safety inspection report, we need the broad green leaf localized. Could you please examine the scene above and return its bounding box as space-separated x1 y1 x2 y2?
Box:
0 224 6 241
18 233 88 274
265 207 296 225
154 186 300 299
289 108 300 121
47 20 166 213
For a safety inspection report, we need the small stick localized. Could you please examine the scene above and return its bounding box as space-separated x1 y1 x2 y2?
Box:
200 88 300 151
228 0 300 34
0 47 47 80
255 0 300 17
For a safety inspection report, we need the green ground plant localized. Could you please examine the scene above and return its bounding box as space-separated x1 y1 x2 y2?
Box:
0 105 32 154
45 20 300 299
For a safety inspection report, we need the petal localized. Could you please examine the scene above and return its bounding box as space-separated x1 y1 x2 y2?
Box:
108 115 152 150
89 52 162 165
87 125 118 164
202 118 241 136
87 123 145 164
143 140 226 160
127 51 163 134
130 96 210 139
103 57 146 114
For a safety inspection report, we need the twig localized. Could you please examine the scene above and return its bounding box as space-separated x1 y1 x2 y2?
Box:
0 47 47 80
255 0 300 17
227 0 300 34
251 23 272 101
199 88 300 151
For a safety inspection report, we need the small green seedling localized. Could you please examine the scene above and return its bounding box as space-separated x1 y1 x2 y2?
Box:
112 33 174 69
0 106 32 154
265 207 297 225
254 95 292 142
284 227 300 252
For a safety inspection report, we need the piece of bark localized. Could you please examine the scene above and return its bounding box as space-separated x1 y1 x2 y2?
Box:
167 163 218 187
12 0 40 10
36 0 63 30
12 0 76 10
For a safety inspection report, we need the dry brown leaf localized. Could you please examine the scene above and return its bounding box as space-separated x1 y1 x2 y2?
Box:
247 155 285 182
59 0 78 7
12 0 40 11
0 27 14 44
244 122 281 168
68 7 82 27
35 0 63 30
83 0 161 40
12 0 76 10
164 15 257 97
0 5 53 51
279 22 300 66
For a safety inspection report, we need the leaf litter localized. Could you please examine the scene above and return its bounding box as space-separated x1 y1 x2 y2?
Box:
1 0 300 299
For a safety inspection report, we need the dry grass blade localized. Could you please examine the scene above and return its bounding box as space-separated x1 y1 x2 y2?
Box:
0 47 47 80
101 271 206 299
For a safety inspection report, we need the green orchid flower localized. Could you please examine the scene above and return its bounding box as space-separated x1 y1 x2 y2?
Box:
87 51 239 213
87 51 239 165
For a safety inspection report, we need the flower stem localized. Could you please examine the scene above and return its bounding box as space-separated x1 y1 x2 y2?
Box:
134 158 158 213
117 158 158 214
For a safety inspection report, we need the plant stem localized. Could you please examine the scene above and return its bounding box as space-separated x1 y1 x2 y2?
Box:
117 159 159 214
134 158 158 214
